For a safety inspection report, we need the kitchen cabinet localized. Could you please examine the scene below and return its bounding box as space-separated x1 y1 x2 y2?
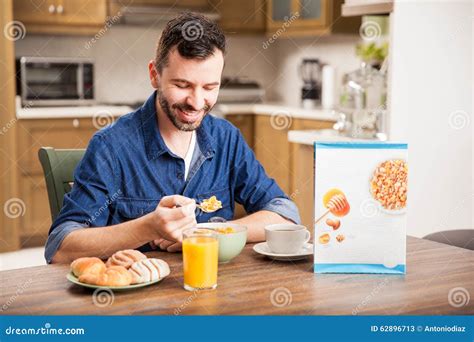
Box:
223 114 255 219
58 0 108 25
290 142 314 230
211 0 266 34
215 0 360 36
253 115 293 194
19 174 50 247
17 118 97 175
108 0 216 21
13 0 108 35
225 114 255 149
16 118 99 245
266 0 360 37
13 0 60 25
253 115 334 196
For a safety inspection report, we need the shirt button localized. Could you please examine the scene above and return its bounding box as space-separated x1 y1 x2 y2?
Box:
177 172 183 179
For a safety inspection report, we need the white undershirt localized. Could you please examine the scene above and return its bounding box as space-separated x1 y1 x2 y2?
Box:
183 131 197 180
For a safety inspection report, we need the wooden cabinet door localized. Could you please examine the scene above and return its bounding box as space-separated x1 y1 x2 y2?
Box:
224 114 256 219
17 118 99 176
225 114 254 149
253 115 292 195
267 0 328 33
19 174 51 245
292 117 334 131
58 0 107 26
266 0 358 36
293 0 328 29
14 0 107 34
291 143 314 232
212 0 266 34
13 0 60 25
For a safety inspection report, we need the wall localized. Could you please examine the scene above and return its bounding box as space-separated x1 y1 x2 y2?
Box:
389 0 473 237
271 35 361 107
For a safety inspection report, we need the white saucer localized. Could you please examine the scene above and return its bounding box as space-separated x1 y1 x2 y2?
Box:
253 242 313 261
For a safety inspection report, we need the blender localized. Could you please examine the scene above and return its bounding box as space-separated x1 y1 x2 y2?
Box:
299 58 322 109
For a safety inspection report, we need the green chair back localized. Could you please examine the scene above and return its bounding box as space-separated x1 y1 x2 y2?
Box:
38 147 85 222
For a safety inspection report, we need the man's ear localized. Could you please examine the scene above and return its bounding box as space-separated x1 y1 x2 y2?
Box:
148 60 160 89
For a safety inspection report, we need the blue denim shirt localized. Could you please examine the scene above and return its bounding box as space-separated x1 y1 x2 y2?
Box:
45 91 300 263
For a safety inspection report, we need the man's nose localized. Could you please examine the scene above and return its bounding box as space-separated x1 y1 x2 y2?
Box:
186 89 205 111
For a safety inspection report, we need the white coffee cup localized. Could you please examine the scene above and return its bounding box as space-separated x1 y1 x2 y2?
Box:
265 224 310 254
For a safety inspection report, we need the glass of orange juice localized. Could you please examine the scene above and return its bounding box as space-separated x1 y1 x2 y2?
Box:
182 228 219 291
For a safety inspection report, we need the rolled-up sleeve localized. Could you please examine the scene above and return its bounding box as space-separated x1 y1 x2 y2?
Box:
260 197 301 224
44 133 118 263
232 129 301 224
44 221 88 263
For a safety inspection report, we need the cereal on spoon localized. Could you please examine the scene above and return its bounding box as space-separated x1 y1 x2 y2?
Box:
198 196 222 213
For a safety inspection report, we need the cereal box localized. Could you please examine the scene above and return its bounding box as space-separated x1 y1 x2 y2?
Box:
313 142 408 274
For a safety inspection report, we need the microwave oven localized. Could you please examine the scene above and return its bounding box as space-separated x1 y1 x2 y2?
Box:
16 56 95 107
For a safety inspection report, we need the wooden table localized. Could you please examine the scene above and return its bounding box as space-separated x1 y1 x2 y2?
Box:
1 236 473 315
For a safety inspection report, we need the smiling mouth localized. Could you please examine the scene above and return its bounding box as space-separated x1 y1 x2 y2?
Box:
176 107 202 122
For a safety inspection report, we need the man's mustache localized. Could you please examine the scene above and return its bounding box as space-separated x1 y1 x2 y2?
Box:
172 102 211 113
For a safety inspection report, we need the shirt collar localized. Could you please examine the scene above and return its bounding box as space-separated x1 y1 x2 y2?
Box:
139 91 216 160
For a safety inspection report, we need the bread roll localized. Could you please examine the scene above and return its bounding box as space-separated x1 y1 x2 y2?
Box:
70 257 106 277
129 258 170 284
106 249 147 269
79 266 132 287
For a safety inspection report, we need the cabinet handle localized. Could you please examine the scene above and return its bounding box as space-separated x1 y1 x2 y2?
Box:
56 4 64 14
72 119 80 128
48 4 56 14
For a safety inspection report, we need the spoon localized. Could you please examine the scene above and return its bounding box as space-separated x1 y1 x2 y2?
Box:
175 197 222 214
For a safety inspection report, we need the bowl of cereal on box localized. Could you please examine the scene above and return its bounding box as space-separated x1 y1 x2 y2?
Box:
196 223 247 263
369 159 408 214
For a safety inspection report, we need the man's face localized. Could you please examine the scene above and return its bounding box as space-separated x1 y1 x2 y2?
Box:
151 47 224 131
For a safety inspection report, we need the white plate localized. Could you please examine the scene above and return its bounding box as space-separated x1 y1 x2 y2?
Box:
66 272 164 291
253 242 313 261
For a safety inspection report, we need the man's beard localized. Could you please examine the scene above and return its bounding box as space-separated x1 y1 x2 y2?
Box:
158 92 212 131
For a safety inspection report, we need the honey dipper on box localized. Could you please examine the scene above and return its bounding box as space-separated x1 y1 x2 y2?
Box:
315 188 350 224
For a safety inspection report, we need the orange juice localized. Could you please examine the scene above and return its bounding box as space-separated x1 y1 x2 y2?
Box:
182 235 218 291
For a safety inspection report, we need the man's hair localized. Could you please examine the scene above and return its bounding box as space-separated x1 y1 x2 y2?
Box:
155 12 226 72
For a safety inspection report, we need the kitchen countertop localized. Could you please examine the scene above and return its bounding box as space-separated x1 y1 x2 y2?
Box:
15 95 135 119
16 104 134 119
288 129 379 145
15 99 338 122
1 236 473 315
214 103 339 121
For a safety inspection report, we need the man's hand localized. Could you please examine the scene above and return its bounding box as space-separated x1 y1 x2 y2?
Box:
150 195 197 243
150 238 182 252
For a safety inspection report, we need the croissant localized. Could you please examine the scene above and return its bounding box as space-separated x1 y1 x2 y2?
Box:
106 249 147 269
129 258 170 284
79 266 132 287
70 257 106 277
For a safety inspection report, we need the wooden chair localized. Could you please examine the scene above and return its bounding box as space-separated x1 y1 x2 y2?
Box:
38 147 85 222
